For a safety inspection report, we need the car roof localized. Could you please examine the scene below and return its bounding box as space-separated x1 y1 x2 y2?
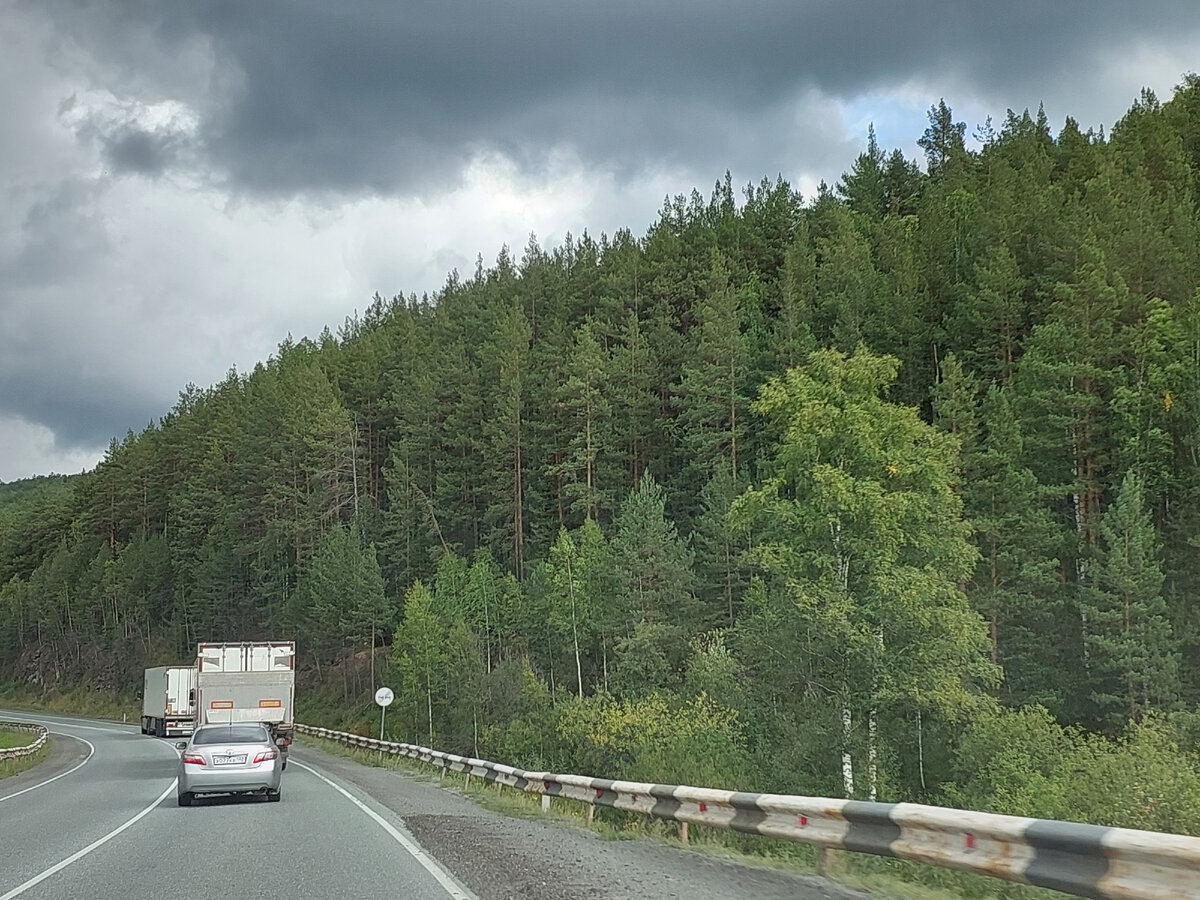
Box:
193 723 269 736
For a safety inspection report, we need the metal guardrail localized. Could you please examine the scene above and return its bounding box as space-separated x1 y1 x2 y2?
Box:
297 723 1200 900
0 722 49 761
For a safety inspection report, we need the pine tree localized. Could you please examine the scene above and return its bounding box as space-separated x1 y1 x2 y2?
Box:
948 243 1027 386
812 205 882 352
547 319 615 524
960 385 1066 709
611 472 699 633
1085 472 1179 728
691 468 751 627
481 305 532 577
837 124 887 218
678 251 750 481
918 99 968 178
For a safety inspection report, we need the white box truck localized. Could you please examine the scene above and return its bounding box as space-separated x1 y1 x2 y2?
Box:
141 665 197 737
195 641 296 765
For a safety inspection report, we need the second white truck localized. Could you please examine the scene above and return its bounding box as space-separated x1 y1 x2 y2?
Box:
141 665 197 737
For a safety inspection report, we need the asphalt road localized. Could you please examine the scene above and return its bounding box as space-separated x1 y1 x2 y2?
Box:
0 711 871 900
0 711 472 900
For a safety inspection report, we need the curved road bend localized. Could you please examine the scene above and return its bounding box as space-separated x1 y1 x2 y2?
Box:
1 711 872 899
0 711 471 900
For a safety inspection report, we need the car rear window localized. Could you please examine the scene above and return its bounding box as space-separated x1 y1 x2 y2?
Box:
193 725 269 745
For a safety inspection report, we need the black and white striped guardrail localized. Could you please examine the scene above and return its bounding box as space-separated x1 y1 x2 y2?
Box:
0 722 49 761
297 723 1200 900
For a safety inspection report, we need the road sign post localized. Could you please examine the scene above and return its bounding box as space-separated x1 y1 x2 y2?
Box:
374 686 394 747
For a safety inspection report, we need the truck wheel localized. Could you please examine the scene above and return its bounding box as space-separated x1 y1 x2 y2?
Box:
178 792 194 807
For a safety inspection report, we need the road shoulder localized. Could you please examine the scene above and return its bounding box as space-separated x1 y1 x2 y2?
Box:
0 731 89 797
293 740 872 900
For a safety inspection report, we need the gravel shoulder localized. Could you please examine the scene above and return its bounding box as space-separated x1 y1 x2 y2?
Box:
0 731 85 791
293 740 878 900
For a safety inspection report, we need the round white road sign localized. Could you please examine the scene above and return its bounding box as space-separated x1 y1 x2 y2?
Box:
374 686 395 707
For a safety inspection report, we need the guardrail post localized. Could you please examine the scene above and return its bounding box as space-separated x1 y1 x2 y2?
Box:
586 804 595 826
817 847 836 878
541 794 551 813
679 821 689 844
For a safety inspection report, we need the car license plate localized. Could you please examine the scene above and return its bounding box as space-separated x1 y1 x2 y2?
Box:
213 754 247 766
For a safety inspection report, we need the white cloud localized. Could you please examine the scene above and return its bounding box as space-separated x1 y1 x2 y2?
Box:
0 415 102 482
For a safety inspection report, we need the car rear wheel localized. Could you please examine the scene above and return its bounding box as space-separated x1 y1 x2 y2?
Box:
178 792 194 807
266 789 281 803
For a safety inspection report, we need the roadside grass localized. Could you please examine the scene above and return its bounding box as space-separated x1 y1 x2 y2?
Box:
0 726 50 780
0 685 139 724
0 727 30 748
296 734 1061 900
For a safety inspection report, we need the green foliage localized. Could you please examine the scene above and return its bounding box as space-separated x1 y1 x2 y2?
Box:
392 581 444 744
947 705 1200 836
611 472 699 632
1085 472 1178 727
5 82 1200 842
733 346 995 798
556 690 747 789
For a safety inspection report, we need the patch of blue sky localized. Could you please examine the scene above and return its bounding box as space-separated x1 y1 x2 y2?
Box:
839 88 998 164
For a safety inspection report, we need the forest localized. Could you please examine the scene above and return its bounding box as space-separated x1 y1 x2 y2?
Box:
4 79 1200 839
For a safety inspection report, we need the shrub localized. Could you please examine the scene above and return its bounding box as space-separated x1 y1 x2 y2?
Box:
947 705 1200 835
556 690 746 787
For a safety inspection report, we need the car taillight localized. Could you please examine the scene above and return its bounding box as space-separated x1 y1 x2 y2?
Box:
253 749 278 764
183 753 206 766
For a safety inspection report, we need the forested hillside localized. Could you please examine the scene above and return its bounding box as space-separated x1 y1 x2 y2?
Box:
5 81 1200 832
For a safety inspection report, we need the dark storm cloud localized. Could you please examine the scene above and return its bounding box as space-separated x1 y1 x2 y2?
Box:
6 178 109 287
28 0 1199 198
3 0 1199 481
100 125 185 176
1 369 157 451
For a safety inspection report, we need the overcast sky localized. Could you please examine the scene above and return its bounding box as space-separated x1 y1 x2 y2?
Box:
2 1 1198 482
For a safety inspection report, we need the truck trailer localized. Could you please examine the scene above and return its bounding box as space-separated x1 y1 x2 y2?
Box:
195 641 296 764
141 665 197 737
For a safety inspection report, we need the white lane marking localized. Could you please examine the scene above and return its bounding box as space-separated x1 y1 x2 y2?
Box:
0 778 176 900
0 734 95 803
292 761 475 900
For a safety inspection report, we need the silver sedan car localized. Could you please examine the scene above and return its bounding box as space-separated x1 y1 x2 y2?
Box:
175 723 284 806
